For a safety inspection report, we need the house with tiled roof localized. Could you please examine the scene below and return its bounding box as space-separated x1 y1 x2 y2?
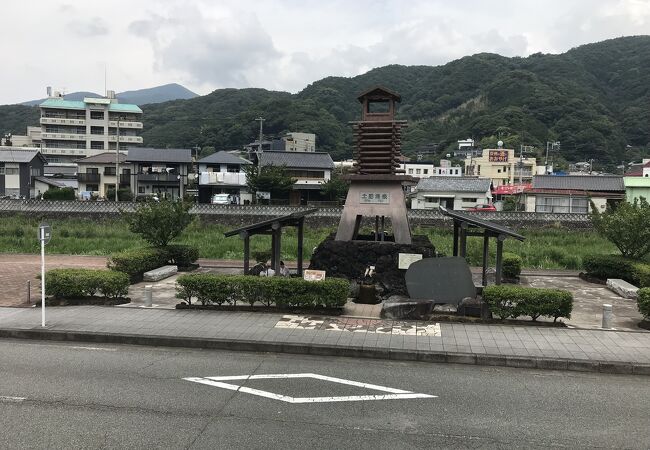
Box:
411 177 492 210
0 148 46 198
197 151 252 204
524 175 625 213
258 151 335 205
126 147 192 200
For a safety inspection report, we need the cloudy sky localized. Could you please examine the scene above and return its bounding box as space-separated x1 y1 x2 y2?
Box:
2 0 649 104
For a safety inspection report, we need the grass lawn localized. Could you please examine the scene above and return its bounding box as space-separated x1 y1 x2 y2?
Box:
0 215 619 270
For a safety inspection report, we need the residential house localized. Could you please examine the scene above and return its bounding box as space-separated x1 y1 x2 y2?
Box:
524 175 625 213
76 152 129 199
411 177 492 210
0 148 46 198
465 147 536 187
624 160 650 203
33 176 78 198
258 151 334 205
197 151 252 204
126 147 192 200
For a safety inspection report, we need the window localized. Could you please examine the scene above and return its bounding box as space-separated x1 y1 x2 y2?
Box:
86 184 99 192
226 165 239 173
497 169 501 173
535 196 590 213
408 169 413 174
5 168 19 175
138 186 145 194
424 197 439 204
423 169 428 174
30 168 41 177
91 127 104 135
477 165 481 175
0 166 4 175
416 169 421 174
461 198 477 203
87 168 99 174
90 111 104 120
104 167 116 176
367 100 390 113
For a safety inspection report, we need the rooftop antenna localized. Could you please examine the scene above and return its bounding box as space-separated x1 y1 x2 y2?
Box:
104 64 107 97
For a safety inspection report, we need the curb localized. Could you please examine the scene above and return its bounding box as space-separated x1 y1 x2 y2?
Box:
1 328 648 376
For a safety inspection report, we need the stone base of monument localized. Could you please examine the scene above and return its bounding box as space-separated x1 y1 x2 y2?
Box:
381 296 435 320
309 233 435 299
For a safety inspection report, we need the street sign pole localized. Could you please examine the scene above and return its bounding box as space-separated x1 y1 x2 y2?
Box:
40 227 45 327
38 222 51 328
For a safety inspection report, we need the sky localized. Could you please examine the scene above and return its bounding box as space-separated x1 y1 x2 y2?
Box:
2 0 649 104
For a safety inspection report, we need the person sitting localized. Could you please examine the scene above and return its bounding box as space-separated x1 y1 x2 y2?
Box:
279 261 290 277
259 261 275 277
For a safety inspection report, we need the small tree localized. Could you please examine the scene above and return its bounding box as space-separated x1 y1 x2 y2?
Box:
244 164 295 202
126 200 193 247
106 188 134 202
590 198 650 259
320 171 349 202
42 187 75 200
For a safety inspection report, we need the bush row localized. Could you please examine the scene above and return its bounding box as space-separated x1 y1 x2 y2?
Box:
582 254 650 287
108 245 199 282
46 269 129 299
502 253 522 279
638 288 650 320
176 274 349 309
482 285 573 322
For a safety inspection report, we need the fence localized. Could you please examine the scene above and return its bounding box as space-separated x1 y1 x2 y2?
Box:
0 199 592 228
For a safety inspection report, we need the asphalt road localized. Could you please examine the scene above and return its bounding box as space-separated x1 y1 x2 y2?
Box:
0 340 648 449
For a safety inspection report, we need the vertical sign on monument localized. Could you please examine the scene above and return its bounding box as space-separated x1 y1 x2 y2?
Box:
38 222 51 327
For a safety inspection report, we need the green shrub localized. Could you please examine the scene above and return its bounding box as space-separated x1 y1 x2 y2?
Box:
125 200 193 247
46 269 129 299
42 187 75 200
164 244 199 267
502 253 522 279
483 285 573 322
590 198 650 259
582 254 650 287
108 247 169 282
176 274 349 309
638 288 650 320
106 188 134 202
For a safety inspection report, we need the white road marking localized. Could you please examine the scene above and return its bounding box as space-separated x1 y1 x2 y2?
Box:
0 396 26 403
71 346 117 351
184 373 436 403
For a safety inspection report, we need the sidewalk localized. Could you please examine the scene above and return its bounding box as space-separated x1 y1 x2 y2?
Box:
1 306 648 376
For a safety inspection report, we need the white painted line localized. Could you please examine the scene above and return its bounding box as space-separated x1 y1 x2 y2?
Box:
183 373 437 404
0 396 26 403
71 346 117 352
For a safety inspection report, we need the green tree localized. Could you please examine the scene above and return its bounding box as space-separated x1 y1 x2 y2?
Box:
244 164 295 201
126 200 193 247
590 198 650 259
42 187 75 200
320 171 349 201
106 188 134 201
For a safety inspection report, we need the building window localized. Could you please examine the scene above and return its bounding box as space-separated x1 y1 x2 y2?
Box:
86 184 99 192
90 111 104 120
416 169 421 174
87 167 99 175
226 165 239 173
461 198 477 203
138 186 145 194
0 166 4 175
30 168 41 177
423 169 428 174
408 169 413 174
104 167 116 176
536 196 589 213
497 169 501 173
5 168 19 175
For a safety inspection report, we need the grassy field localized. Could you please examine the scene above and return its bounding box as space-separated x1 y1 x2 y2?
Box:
0 216 619 269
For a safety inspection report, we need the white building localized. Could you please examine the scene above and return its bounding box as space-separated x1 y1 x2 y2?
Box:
411 177 492 210
197 151 252 204
38 91 143 163
400 161 435 178
283 132 316 152
434 159 462 176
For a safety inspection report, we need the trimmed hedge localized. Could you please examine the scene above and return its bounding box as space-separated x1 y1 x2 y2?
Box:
165 245 199 268
176 274 349 309
46 269 129 299
582 254 650 287
108 245 199 282
483 285 573 322
638 288 650 320
502 253 522 279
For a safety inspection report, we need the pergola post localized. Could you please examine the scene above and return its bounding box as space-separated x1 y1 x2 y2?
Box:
459 222 468 258
495 234 505 285
297 217 304 277
240 231 250 275
482 231 490 287
271 222 281 274
452 221 459 256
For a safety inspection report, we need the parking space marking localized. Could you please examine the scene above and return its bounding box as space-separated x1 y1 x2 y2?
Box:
0 396 26 403
184 373 436 403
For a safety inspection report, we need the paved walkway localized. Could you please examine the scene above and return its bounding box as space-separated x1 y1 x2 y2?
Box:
0 306 648 375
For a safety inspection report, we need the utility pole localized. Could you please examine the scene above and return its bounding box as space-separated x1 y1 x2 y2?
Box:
255 117 265 175
545 141 560 175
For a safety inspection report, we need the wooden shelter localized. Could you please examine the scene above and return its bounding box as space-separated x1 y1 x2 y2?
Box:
438 206 525 286
224 209 317 276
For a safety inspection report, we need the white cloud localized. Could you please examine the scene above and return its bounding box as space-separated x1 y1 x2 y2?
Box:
0 0 648 104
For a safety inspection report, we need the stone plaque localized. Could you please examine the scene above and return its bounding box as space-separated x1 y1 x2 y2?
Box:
398 253 422 270
405 257 476 305
360 192 390 204
303 269 326 281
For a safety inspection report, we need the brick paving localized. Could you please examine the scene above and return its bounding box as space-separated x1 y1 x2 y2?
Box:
1 306 648 367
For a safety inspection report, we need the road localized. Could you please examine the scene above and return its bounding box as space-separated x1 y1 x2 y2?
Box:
0 340 648 449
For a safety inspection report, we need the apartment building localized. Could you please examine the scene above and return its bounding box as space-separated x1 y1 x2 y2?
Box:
464 147 536 187
38 91 143 163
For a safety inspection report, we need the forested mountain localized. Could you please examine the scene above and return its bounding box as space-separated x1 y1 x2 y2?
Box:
2 36 649 166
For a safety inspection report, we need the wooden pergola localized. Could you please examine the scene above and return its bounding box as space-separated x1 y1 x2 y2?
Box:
224 209 317 276
439 206 525 286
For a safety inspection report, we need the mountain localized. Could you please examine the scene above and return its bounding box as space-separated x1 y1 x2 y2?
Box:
19 83 197 106
2 37 649 166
